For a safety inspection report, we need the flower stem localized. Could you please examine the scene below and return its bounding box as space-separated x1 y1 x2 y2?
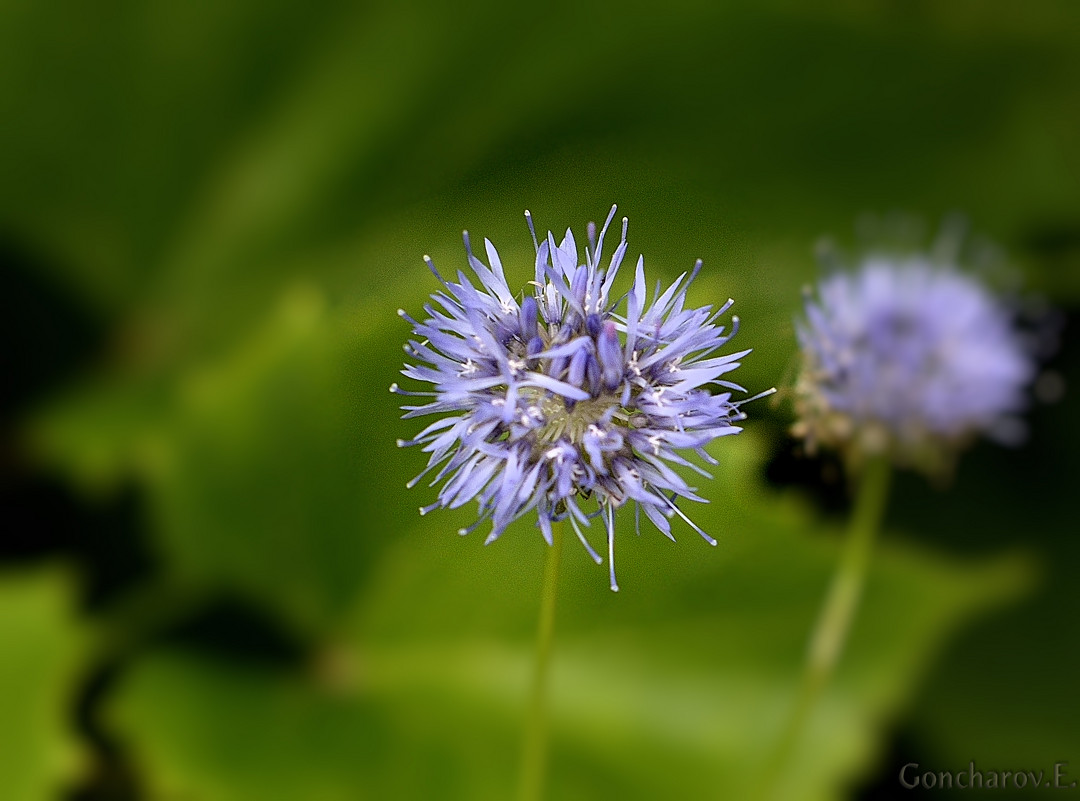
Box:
517 521 564 801
765 455 892 798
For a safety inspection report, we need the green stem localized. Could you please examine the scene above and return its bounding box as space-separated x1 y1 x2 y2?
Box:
764 455 892 798
517 521 564 801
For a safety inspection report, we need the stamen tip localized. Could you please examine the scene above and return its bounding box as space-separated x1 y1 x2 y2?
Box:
389 383 398 393
610 583 620 592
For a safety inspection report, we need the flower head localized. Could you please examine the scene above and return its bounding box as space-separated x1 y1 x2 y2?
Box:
396 205 768 590
794 244 1036 473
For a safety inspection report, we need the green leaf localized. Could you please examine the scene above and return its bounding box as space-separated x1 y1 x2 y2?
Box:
107 434 1031 800
0 569 87 801
31 283 413 633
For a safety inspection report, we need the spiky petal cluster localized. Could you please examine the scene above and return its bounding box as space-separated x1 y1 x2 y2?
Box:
794 253 1035 472
396 206 765 590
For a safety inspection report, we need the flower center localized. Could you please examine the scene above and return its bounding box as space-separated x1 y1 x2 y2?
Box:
528 390 622 444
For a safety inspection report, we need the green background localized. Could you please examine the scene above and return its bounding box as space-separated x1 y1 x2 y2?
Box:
2 1 1078 799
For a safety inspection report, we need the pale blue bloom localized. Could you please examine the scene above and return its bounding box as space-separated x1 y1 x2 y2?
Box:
795 252 1035 470
396 206 767 590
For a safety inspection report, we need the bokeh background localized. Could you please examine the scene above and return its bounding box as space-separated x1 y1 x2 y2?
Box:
3 1 1079 799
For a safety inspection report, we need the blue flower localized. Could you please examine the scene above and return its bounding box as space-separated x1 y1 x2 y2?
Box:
396 206 768 590
794 249 1036 472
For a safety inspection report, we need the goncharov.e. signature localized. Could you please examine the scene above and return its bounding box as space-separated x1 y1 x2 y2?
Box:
899 760 1077 791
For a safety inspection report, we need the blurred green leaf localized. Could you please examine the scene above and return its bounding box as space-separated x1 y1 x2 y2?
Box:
31 282 410 633
4 1 1078 329
893 364 1080 771
0 570 87 801
912 581 1080 772
108 435 1031 800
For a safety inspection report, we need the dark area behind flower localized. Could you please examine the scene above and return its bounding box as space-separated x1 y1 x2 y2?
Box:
2 2 1078 799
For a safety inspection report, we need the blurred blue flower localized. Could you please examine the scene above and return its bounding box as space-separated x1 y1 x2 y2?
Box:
397 206 766 590
794 249 1036 472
